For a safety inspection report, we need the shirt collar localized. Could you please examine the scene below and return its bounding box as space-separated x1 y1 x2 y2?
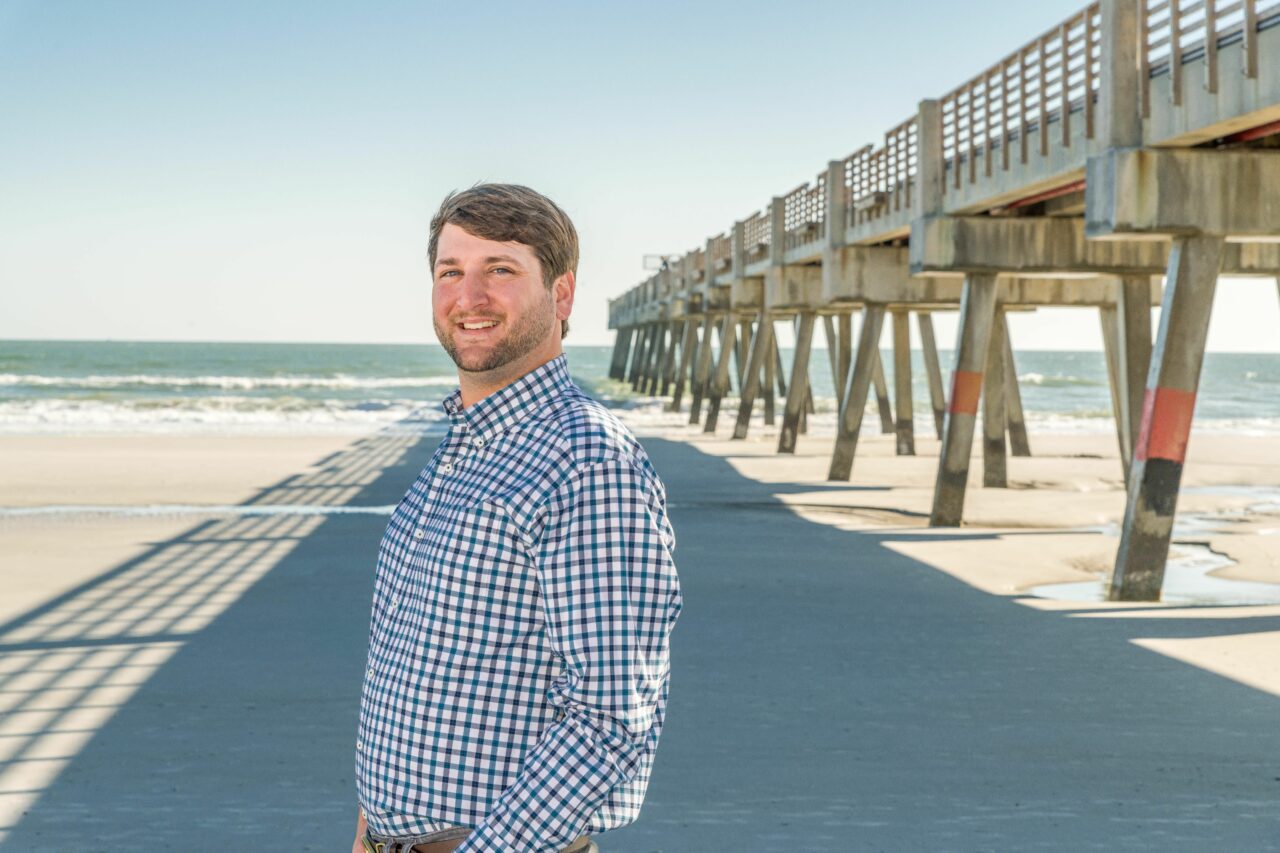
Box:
440 354 574 441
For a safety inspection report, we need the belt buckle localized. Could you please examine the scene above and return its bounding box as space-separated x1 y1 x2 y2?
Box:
361 837 386 853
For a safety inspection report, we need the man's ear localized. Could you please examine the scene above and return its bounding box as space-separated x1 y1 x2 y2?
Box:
553 270 576 322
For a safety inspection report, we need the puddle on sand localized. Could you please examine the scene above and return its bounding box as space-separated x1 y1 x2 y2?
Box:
1031 543 1280 606
1183 484 1280 513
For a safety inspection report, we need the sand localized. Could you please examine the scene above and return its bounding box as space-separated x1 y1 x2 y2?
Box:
2 423 1280 848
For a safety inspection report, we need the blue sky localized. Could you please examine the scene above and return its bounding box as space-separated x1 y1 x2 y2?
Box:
2 0 1277 351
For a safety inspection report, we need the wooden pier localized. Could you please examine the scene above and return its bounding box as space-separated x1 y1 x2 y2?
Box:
607 0 1280 602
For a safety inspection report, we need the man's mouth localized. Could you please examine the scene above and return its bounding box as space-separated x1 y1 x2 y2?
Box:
458 320 500 330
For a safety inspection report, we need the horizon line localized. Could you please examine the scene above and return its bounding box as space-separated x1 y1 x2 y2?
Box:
3 336 1280 355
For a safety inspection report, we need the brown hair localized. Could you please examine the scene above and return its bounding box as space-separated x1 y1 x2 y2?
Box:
428 183 578 338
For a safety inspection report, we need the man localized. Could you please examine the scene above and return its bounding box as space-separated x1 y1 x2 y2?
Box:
353 183 682 853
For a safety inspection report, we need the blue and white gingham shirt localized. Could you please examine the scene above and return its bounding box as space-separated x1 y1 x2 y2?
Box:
356 354 682 851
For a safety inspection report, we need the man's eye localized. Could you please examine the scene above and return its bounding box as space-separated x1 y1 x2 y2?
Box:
491 267 513 275
438 270 460 278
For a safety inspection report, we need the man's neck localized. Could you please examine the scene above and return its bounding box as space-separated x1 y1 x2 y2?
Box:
457 350 562 409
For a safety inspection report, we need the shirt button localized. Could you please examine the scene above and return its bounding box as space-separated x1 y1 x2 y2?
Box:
356 740 364 752
389 597 399 610
441 462 454 474
413 529 424 540
367 666 375 678
472 437 485 448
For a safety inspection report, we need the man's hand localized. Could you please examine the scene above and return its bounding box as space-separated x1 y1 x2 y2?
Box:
351 806 368 853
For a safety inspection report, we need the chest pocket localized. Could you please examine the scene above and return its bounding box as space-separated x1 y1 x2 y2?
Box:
421 499 539 650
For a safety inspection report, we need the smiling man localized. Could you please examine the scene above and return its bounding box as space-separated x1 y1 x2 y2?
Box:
353 184 682 853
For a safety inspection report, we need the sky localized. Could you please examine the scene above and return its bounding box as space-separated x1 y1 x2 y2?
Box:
1 0 1277 352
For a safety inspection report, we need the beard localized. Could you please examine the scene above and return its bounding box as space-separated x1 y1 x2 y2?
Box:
434 296 557 376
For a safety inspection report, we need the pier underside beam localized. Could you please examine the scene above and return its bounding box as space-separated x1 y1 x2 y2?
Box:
1088 149 1280 240
931 273 999 527
1109 236 1224 601
911 216 1169 277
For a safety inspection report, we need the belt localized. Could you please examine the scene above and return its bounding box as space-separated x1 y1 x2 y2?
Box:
362 830 593 853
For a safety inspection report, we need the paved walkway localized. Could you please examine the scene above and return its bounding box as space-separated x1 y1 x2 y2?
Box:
4 434 1279 851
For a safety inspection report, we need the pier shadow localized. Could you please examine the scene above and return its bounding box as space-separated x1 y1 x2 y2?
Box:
2 430 1279 850
0 427 441 850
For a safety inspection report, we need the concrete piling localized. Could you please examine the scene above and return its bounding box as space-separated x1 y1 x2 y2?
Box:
658 320 681 397
669 318 699 412
1117 275 1153 460
704 313 738 433
646 323 668 396
732 309 773 440
778 311 816 453
982 308 1009 488
763 330 778 426
828 305 887 480
628 323 651 390
1100 303 1131 480
918 312 946 439
1002 313 1031 457
689 316 716 424
872 350 894 434
892 310 915 455
608 327 632 380
930 273 998 526
1109 236 1224 601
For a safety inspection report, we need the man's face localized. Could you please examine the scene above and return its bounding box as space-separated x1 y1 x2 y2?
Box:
432 223 574 394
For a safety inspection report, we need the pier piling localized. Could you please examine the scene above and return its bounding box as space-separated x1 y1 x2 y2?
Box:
931 274 998 526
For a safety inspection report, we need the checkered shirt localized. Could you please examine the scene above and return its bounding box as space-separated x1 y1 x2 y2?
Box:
356 354 682 852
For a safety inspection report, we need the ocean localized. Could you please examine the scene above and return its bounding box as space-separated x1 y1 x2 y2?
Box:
3 339 1279 435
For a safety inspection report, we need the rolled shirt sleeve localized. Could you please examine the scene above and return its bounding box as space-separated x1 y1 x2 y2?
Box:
456 457 682 852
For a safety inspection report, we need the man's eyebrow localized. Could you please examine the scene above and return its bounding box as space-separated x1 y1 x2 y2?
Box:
434 255 525 268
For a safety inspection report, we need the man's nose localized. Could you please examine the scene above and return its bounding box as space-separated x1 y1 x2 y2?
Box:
454 270 491 310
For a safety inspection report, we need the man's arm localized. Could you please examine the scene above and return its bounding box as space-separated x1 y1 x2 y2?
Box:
456 457 681 853
351 807 367 853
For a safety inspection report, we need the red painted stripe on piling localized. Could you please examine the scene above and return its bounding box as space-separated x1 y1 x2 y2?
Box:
1134 387 1197 463
948 370 983 415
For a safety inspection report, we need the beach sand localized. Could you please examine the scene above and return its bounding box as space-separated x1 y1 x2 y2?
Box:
2 423 1280 848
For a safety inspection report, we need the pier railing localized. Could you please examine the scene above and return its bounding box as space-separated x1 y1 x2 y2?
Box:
782 177 826 254
942 4 1100 193
1144 0 1280 111
612 0 1280 327
708 232 731 276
